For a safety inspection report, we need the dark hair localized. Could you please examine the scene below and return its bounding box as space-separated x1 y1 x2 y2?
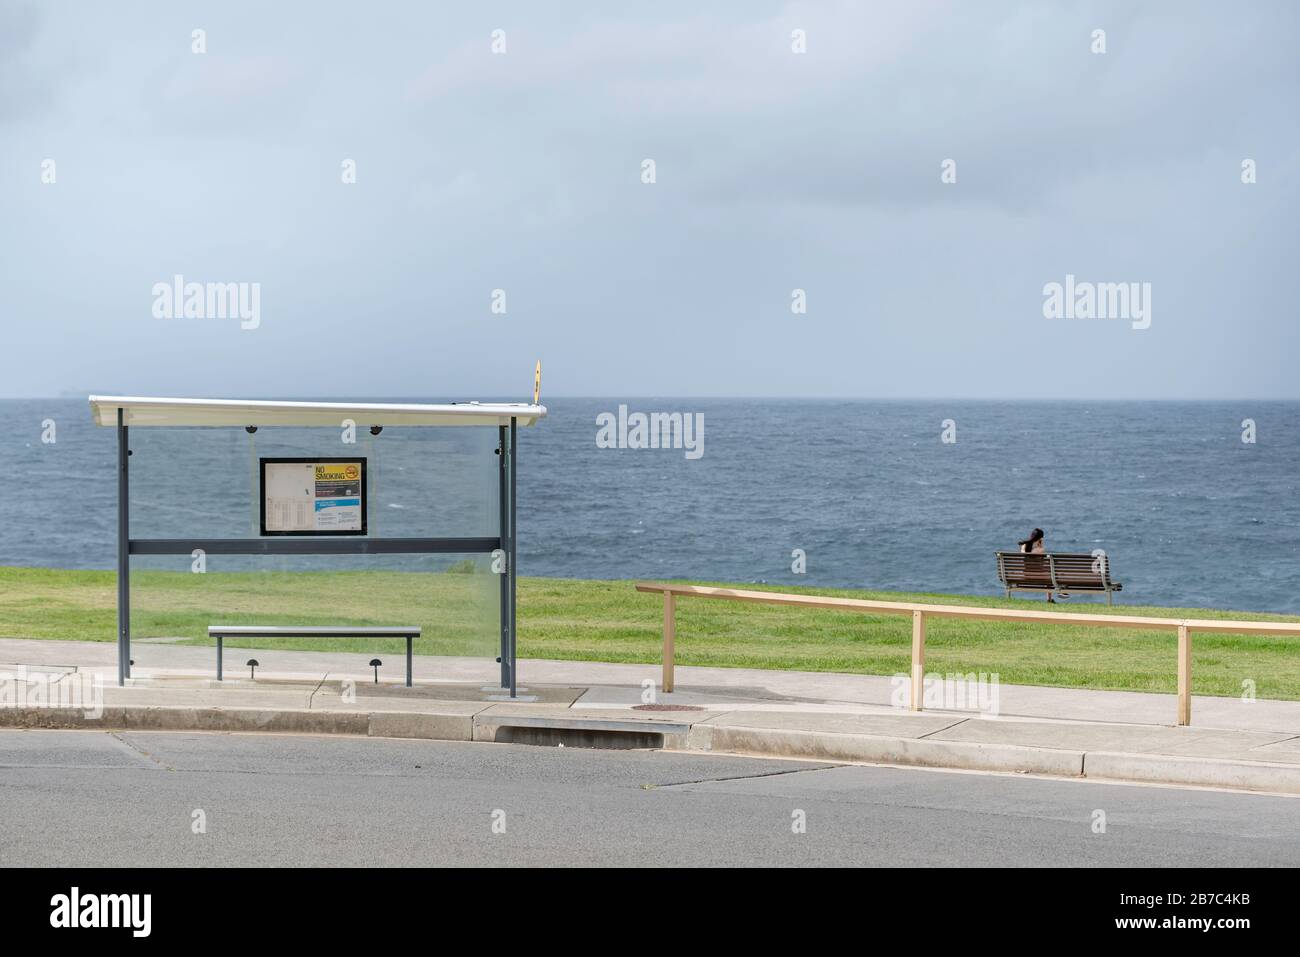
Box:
1018 527 1044 551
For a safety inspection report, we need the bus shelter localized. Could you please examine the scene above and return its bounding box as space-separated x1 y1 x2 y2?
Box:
89 395 546 695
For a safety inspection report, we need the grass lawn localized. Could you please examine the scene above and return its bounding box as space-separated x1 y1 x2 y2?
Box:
2 566 1299 700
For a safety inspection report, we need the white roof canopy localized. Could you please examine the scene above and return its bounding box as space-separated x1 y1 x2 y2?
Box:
89 395 547 428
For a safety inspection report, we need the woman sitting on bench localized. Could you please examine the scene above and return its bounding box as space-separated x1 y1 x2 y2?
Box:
1018 527 1067 603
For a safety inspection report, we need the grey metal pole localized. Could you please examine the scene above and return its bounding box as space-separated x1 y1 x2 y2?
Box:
497 425 509 688
406 634 413 688
509 417 517 699
116 409 130 685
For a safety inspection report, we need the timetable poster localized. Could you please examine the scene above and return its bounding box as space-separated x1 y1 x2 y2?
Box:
260 458 367 536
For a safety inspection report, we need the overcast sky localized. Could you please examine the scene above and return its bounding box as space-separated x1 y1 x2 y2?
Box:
2 1 1297 400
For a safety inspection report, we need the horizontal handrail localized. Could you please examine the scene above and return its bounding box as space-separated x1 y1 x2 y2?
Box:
633 583 1300 634
634 582 1300 726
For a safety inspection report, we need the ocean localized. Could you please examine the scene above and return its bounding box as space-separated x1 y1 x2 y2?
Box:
3 398 1298 613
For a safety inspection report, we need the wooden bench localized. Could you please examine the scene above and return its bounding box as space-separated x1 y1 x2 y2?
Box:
208 625 421 686
995 552 1123 605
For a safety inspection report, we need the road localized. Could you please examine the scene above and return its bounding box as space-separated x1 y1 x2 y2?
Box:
1 730 1298 867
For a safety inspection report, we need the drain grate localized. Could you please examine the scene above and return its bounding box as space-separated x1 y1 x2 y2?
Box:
495 726 665 749
632 704 706 712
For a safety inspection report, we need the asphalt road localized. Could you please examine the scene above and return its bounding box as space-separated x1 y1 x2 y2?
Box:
1 730 1298 867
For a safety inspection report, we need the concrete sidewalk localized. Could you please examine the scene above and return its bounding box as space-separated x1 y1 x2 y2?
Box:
3 638 1300 795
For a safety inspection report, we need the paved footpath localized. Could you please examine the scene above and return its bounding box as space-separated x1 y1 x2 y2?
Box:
3 638 1300 795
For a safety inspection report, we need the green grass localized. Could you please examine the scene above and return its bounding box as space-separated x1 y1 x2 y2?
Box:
3 566 1299 700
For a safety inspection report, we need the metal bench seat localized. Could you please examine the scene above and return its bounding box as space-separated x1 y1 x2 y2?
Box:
207 625 422 686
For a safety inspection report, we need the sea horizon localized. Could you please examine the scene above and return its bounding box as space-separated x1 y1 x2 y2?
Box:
5 397 1298 615
16 394 1300 403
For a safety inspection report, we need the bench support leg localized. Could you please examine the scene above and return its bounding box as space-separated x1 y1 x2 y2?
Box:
217 636 222 682
1177 624 1191 726
662 592 676 694
406 635 413 688
910 610 926 712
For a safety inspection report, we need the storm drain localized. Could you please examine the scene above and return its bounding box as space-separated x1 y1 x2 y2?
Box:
492 726 666 750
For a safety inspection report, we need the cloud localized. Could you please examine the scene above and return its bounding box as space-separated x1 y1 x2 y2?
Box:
143 54 307 137
1 0 1297 399
406 1 1300 214
0 2 52 124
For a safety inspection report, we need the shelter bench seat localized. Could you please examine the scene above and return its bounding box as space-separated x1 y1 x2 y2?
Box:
995 552 1123 605
207 625 422 686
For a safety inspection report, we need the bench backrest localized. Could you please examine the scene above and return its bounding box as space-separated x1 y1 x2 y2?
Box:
1048 552 1114 589
996 551 1053 587
996 552 1117 590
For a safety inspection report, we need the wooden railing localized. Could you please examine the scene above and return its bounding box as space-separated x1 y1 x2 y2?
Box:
633 583 1300 726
